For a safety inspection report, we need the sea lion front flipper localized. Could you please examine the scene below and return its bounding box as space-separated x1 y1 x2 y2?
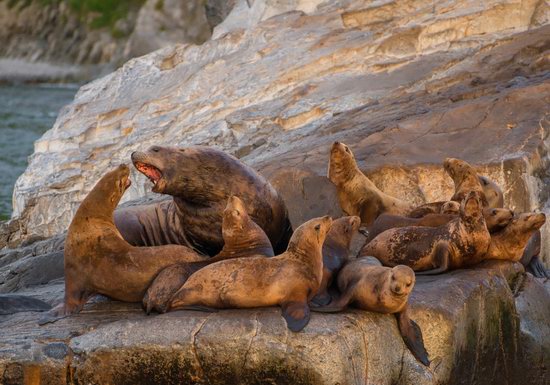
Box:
310 290 332 307
415 242 450 275
395 308 430 366
310 284 355 313
281 301 310 332
525 256 550 279
144 264 193 314
0 295 51 316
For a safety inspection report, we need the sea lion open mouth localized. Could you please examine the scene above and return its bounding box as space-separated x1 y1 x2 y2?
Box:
134 161 163 187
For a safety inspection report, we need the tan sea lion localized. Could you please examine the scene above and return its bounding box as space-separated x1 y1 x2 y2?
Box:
311 216 361 306
366 207 513 243
328 142 413 225
115 145 292 255
168 216 333 332
485 212 546 262
40 165 207 324
479 175 504 208
444 157 488 205
519 230 550 278
361 191 490 274
441 201 460 215
143 196 274 314
313 257 429 366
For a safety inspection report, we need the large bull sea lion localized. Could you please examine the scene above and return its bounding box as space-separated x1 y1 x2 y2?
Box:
115 145 292 255
168 216 333 332
40 165 207 323
143 195 274 314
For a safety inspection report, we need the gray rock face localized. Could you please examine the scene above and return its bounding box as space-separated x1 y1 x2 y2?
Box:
0 261 547 385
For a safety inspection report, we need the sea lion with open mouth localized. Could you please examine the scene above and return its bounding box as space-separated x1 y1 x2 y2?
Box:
115 145 292 256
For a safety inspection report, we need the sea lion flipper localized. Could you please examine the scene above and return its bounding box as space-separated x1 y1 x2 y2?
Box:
144 264 193 314
311 290 332 307
395 309 430 366
416 242 450 275
281 301 310 332
525 256 550 279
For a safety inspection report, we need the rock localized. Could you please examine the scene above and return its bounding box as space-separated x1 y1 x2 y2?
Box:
8 1 550 268
0 261 547 384
205 0 238 29
124 0 211 58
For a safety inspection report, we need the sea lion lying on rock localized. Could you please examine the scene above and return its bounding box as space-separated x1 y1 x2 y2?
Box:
168 216 333 332
520 230 550 278
328 142 413 225
115 145 292 255
485 212 546 262
311 216 361 306
40 165 207 324
143 196 274 314
313 257 429 366
361 191 491 274
366 207 513 243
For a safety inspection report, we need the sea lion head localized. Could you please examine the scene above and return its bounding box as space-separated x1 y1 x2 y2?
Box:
222 196 251 238
288 216 333 255
460 191 484 222
84 164 131 213
327 215 361 245
478 176 504 208
388 265 415 297
483 208 514 231
443 158 474 182
441 201 460 215
328 142 358 186
509 212 546 233
444 158 488 205
131 145 232 203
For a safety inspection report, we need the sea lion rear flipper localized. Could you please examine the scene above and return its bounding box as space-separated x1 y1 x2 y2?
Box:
310 286 355 313
310 290 332 307
525 256 550 279
416 242 450 275
396 308 430 366
143 264 193 314
281 301 310 332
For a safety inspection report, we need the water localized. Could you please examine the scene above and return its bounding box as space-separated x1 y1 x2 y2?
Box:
0 84 78 220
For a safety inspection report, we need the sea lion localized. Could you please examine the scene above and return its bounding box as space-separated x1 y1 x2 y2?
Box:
361 191 490 274
143 195 275 314
311 216 361 306
41 165 207 323
441 201 460 215
444 158 488 206
313 257 429 366
366 207 513 243
486 212 546 262
520 230 550 278
168 216 333 332
0 295 51 315
328 142 413 226
115 145 292 255
479 175 504 208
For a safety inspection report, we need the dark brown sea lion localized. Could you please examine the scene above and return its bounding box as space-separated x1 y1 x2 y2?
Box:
143 196 274 314
328 142 413 226
519 230 550 278
168 216 333 332
115 145 292 255
313 257 429 366
361 191 490 274
311 216 360 306
40 165 207 323
367 207 513 243
0 295 51 315
486 212 546 262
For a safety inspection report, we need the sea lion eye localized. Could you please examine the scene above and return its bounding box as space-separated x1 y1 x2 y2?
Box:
344 146 350 153
314 224 321 231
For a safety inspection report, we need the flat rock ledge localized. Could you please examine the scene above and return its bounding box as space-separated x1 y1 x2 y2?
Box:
1 261 548 385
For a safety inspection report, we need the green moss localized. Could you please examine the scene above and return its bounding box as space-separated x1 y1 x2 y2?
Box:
154 0 163 11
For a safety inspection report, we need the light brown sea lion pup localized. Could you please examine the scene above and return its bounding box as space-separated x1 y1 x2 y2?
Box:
361 191 491 274
313 257 429 366
311 216 361 306
366 207 513 243
168 216 333 332
115 145 292 255
485 212 546 263
328 141 413 226
143 196 275 314
40 165 207 324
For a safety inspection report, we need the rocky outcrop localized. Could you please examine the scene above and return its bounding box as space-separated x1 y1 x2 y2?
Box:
0 261 548 385
7 0 550 266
